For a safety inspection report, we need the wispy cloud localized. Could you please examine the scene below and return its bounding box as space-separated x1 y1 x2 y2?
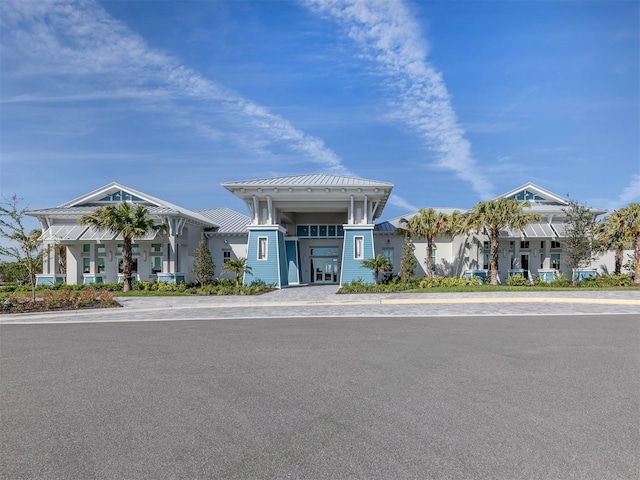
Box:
0 0 351 175
617 174 640 205
306 0 495 199
590 173 640 212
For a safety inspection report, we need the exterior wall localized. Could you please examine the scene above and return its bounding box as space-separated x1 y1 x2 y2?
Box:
340 226 375 285
209 235 248 281
245 226 285 287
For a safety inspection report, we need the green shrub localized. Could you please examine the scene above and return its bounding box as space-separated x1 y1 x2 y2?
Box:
577 274 632 287
505 274 528 286
419 276 469 288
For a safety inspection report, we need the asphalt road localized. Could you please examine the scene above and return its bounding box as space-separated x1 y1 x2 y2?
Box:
2 314 638 479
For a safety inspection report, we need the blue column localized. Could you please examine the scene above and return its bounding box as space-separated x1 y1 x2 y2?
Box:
245 226 288 288
340 225 375 285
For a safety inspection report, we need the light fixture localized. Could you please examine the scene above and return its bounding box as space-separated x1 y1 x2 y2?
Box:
108 251 113 261
502 249 506 258
142 251 147 261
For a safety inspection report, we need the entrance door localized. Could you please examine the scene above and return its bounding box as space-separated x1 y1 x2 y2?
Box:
312 257 339 283
520 254 529 279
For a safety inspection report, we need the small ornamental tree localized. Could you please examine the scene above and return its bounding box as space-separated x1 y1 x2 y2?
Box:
191 233 215 287
361 254 393 285
222 257 252 287
0 195 45 302
562 199 599 285
398 232 417 282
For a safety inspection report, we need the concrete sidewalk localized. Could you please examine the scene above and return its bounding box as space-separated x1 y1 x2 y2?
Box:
2 286 639 324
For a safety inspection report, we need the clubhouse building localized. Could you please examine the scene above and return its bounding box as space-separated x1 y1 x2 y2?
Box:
28 174 619 287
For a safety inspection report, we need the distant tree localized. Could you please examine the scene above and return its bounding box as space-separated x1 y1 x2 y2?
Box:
615 202 640 285
191 233 215 287
595 210 631 275
80 202 167 292
361 254 393 285
0 260 31 284
466 198 540 285
0 195 45 301
562 199 599 285
222 257 252 287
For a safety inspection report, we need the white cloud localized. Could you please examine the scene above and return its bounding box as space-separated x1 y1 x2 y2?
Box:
614 173 640 208
0 0 351 175
388 193 418 212
306 0 495 199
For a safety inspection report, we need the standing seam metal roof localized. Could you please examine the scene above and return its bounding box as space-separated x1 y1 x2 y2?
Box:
222 174 393 188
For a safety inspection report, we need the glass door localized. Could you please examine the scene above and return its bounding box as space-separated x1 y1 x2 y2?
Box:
312 257 339 283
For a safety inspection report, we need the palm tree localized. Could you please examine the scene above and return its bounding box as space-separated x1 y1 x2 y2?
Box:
222 257 252 287
615 202 640 284
595 210 631 275
400 208 458 277
80 202 166 292
361 254 393 285
465 198 541 285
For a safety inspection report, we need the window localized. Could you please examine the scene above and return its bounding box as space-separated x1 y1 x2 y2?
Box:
117 244 140 254
540 241 545 249
483 241 489 250
118 258 138 274
354 236 364 260
83 258 91 274
551 253 561 269
520 241 530 249
551 241 561 249
97 257 105 274
296 225 344 238
258 237 268 260
483 253 489 270
151 256 162 274
223 250 231 263
151 244 162 253
97 244 106 255
83 244 91 253
509 241 514 250
539 253 545 269
382 248 394 267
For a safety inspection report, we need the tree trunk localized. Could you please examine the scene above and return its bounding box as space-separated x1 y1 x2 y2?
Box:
635 235 640 286
122 236 133 292
426 237 434 278
614 248 623 276
490 232 499 285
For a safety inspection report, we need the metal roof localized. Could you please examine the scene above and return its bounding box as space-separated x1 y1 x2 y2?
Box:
222 173 393 188
198 208 250 234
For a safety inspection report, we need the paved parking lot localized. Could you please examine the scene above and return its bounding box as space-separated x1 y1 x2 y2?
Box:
1 289 638 479
2 286 639 324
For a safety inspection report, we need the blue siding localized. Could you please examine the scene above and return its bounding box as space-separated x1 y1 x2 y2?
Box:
340 228 375 285
285 240 300 284
245 230 281 287
277 230 288 287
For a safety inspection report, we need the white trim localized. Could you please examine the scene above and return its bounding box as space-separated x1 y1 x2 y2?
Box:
354 236 364 260
258 236 268 261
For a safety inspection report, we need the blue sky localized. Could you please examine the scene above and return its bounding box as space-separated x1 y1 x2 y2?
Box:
1 0 638 224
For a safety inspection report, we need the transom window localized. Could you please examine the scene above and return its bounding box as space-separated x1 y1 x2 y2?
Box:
297 225 344 238
223 250 231 263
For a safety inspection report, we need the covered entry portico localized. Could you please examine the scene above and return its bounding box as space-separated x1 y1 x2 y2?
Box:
222 174 393 288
